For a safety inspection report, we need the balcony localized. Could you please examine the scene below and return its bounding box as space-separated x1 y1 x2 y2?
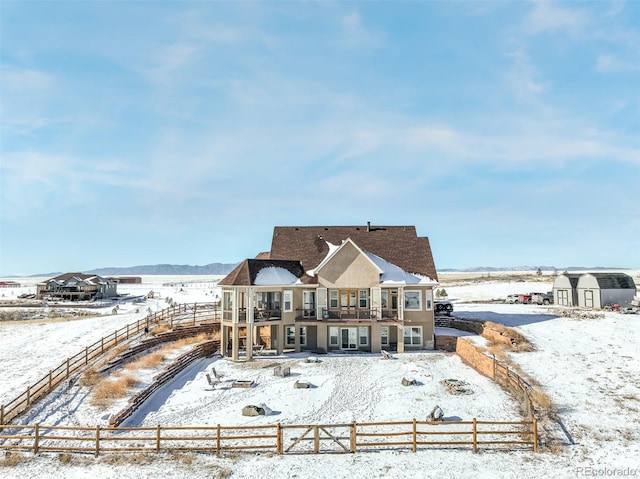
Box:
297 308 399 322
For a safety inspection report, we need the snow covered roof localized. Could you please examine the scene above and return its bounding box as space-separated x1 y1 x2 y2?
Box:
218 259 306 286
305 238 436 285
254 267 301 286
364 251 436 284
268 224 438 281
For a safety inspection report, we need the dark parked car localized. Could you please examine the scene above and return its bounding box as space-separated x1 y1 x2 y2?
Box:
434 300 453 315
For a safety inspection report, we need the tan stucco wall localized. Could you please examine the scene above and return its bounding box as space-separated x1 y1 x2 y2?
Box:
318 243 380 288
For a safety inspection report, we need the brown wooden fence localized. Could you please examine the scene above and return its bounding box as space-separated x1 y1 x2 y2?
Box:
0 303 220 425
0 418 537 456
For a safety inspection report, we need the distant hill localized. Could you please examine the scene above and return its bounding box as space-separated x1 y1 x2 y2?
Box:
19 264 631 279
438 266 630 272
86 263 238 276
27 263 238 277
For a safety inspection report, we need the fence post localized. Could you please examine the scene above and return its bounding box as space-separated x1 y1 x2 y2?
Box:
472 418 478 453
276 423 282 455
48 370 52 391
313 425 319 453
532 418 539 453
126 324 130 339
351 421 357 453
114 330 118 346
412 418 417 453
1 404 3 425
101 337 104 354
85 346 89 365
156 424 161 452
216 424 221 455
34 423 39 455
66 358 70 378
193 303 196 325
95 425 100 457
27 386 31 406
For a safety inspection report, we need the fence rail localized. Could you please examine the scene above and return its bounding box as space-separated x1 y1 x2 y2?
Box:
0 303 220 425
0 418 537 456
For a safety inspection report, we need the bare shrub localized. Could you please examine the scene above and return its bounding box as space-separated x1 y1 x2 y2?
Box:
58 452 72 464
1 452 24 467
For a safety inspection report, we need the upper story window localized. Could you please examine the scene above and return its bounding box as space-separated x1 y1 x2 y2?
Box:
284 290 293 312
329 290 339 308
404 290 422 310
223 291 233 309
358 290 368 308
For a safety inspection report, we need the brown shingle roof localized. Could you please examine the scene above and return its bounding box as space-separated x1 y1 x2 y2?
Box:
268 225 438 281
218 259 306 286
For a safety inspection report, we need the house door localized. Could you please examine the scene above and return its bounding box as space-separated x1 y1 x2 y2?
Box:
340 290 357 317
340 328 357 350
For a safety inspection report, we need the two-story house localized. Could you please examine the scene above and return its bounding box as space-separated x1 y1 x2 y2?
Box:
37 273 117 301
218 224 439 361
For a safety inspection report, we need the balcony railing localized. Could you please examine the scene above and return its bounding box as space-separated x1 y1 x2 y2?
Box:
299 308 399 322
222 308 282 322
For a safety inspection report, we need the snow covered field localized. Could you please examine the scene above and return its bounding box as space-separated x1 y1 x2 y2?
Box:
0 272 639 479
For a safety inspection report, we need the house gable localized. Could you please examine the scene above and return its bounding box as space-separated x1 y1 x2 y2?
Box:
315 239 382 289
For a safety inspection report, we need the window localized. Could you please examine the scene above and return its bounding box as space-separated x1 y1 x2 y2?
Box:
329 327 339 346
425 289 433 310
380 326 389 346
303 290 316 317
381 291 388 309
329 290 338 308
257 291 281 310
359 290 368 308
404 290 422 310
223 291 233 309
359 327 368 346
299 327 307 346
284 290 293 312
404 326 422 346
286 326 296 346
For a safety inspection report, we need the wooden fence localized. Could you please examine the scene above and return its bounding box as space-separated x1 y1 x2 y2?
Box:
0 303 220 425
109 339 221 426
0 418 537 456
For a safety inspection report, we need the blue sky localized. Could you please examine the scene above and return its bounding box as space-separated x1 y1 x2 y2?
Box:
1 1 639 276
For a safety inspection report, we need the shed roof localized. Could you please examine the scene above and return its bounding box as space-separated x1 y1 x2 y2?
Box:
588 273 636 290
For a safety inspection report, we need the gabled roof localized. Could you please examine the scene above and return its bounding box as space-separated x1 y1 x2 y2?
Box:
268 225 438 281
218 259 306 286
308 238 383 278
41 272 115 286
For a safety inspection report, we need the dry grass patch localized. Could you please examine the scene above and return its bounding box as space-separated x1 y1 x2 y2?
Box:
79 366 103 388
483 322 534 352
91 373 140 407
1 452 24 467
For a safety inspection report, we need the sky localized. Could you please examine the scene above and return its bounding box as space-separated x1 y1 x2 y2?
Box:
1 0 639 276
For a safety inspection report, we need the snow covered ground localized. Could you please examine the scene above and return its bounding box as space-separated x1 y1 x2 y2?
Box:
1 272 639 478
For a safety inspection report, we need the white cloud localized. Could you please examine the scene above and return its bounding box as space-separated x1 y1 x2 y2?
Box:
524 0 589 36
595 54 640 73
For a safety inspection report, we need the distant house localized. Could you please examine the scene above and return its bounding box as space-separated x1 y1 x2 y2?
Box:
218 224 439 360
0 281 21 288
37 273 117 301
553 272 637 309
107 276 142 284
